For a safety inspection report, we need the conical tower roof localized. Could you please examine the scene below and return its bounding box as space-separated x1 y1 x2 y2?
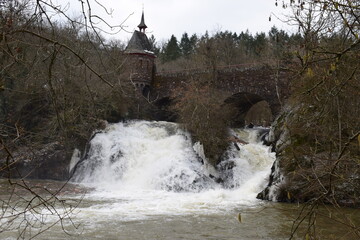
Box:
125 30 152 53
125 10 155 56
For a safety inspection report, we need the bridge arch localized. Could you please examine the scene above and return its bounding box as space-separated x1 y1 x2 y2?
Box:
151 91 276 127
224 92 273 127
151 65 289 125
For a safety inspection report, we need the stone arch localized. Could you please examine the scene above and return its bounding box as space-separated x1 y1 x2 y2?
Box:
245 101 273 126
224 92 273 127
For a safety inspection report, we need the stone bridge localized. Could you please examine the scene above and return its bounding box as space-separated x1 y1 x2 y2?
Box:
150 63 291 126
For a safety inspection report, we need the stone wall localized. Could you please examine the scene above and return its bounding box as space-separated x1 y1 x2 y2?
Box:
125 53 155 89
152 65 291 116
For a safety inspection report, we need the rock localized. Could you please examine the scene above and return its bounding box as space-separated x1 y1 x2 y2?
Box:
233 142 240 151
257 158 285 202
247 123 254 128
68 148 81 177
218 160 236 171
1 142 73 181
256 108 291 202
209 174 224 184
257 104 360 208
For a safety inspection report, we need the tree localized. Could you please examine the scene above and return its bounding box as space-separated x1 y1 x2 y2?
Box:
253 32 267 56
171 31 239 167
179 32 197 57
268 26 292 60
270 1 360 239
161 34 181 62
148 34 160 55
171 76 232 167
214 30 239 65
189 33 198 51
239 30 253 53
179 32 191 57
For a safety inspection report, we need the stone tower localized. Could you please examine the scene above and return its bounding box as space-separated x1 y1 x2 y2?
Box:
124 11 156 95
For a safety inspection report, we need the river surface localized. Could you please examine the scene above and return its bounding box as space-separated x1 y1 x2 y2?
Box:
1 121 359 239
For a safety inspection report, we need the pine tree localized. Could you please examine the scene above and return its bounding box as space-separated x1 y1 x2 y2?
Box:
148 34 160 55
161 35 181 62
179 32 193 57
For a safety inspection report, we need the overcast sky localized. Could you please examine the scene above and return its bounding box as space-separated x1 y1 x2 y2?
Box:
65 0 293 43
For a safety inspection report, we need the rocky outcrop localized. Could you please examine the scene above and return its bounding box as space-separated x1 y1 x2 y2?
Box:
256 108 290 202
257 105 360 207
1 142 73 181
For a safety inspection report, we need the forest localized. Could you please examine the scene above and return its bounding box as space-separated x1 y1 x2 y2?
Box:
154 27 301 71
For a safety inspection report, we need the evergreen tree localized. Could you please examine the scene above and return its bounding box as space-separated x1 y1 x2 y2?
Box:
148 34 160 55
268 26 291 60
161 34 181 62
189 33 198 49
238 30 254 56
179 32 192 57
253 32 267 56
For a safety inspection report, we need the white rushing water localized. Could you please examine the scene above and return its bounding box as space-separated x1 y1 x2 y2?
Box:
72 120 276 221
3 121 357 240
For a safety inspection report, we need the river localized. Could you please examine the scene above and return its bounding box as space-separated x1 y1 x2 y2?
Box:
1 121 359 239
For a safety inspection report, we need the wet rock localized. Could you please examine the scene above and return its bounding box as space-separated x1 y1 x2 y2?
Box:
257 105 360 208
233 142 240 151
1 142 73 181
218 160 236 171
256 108 292 202
247 123 254 128
209 174 224 184
257 158 285 202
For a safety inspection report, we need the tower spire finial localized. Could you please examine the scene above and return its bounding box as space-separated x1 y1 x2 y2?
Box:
137 7 147 33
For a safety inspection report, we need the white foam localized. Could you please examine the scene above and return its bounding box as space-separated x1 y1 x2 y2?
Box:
72 120 276 220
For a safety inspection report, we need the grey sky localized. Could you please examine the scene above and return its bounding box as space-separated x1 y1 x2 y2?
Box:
65 0 292 42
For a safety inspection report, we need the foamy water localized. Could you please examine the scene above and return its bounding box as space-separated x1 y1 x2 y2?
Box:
72 121 276 221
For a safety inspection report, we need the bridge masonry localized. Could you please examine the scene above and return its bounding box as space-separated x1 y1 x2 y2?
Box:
151 65 291 119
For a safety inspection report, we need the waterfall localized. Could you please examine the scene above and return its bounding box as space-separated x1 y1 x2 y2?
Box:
73 121 215 192
72 120 276 217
